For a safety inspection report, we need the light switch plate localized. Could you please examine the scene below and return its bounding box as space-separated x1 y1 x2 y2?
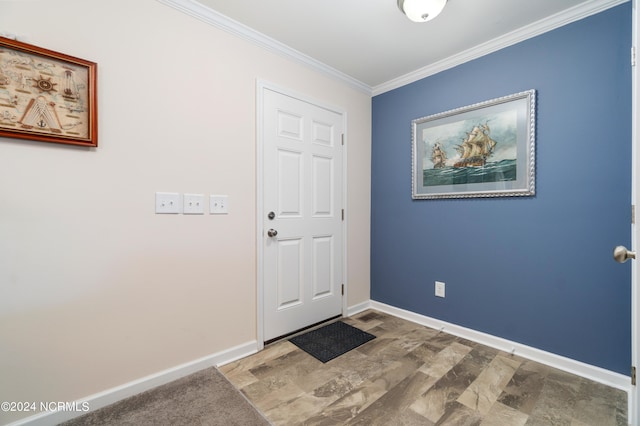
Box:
210 195 228 214
155 192 181 214
183 193 205 215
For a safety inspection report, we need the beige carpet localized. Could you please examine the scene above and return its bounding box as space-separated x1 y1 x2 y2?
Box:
60 367 271 426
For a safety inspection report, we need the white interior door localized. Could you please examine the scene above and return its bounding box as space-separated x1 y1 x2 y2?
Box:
260 86 344 342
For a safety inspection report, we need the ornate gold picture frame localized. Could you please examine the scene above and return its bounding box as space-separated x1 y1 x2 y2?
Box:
0 37 97 147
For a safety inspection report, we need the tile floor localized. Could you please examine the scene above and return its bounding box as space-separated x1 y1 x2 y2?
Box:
220 310 628 425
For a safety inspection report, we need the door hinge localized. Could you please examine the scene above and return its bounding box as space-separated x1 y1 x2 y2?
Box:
341 134 344 146
632 46 637 67
632 366 637 386
633 205 636 225
342 209 344 221
341 284 344 296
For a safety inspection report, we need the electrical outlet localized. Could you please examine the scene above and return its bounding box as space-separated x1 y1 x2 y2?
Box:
210 195 229 214
435 281 445 298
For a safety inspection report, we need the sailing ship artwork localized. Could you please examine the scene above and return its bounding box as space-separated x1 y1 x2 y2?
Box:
422 109 518 187
0 37 97 146
412 90 536 199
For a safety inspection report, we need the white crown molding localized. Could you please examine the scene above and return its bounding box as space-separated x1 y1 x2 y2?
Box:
157 0 628 96
373 0 630 95
155 0 372 95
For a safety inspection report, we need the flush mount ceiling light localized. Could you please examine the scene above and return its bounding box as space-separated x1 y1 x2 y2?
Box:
397 0 447 22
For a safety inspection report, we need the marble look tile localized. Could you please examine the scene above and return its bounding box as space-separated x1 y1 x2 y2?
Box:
221 310 627 426
324 343 423 420
351 409 436 426
418 341 473 378
387 329 435 353
479 401 528 426
264 390 344 425
436 401 483 426
330 347 395 386
312 375 357 399
349 355 424 410
526 377 579 425
367 315 419 336
309 379 388 423
353 336 396 357
353 311 385 322
571 379 627 426
406 342 438 365
410 351 485 423
497 367 546 415
422 331 460 352
457 354 521 414
408 383 450 423
345 315 384 332
240 376 304 412
220 340 296 376
249 346 315 380
219 368 258 389
289 361 344 394
345 372 437 426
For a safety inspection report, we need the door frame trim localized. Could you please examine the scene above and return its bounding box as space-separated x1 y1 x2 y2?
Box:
632 0 639 422
255 79 348 350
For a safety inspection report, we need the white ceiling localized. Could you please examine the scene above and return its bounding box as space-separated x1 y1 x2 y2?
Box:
163 0 627 93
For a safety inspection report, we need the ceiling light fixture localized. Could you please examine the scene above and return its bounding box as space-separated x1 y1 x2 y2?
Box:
397 0 447 23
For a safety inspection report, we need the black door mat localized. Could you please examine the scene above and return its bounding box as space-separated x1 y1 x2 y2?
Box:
289 320 376 363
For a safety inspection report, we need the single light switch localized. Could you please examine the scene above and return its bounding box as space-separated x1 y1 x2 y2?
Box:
183 193 205 214
155 192 181 214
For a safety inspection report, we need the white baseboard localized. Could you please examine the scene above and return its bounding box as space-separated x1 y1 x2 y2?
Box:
8 341 259 426
347 300 371 317
9 300 633 425
368 300 634 425
363 301 631 393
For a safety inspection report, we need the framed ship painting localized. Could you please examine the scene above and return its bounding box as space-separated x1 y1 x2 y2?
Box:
412 90 535 199
0 36 97 147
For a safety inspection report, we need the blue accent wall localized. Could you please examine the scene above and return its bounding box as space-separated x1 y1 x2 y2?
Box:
371 3 632 375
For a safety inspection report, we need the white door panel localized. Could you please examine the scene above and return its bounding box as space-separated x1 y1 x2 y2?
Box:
312 235 334 298
312 155 334 216
262 87 344 341
276 237 303 309
277 149 303 217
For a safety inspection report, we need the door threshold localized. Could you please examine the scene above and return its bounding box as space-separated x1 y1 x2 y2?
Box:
264 314 342 346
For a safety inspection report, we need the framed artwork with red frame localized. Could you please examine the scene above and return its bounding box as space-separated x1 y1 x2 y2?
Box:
0 36 97 147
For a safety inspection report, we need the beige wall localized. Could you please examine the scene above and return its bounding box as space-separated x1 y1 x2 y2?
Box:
0 1 371 423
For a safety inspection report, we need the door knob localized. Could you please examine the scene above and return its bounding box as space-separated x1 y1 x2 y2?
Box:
267 229 278 237
613 245 636 263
